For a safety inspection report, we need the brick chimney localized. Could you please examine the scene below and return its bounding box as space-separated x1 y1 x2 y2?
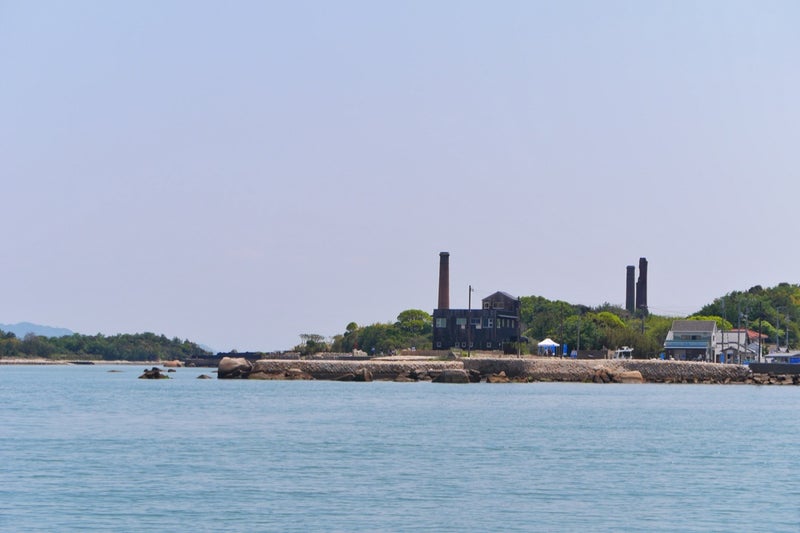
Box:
438 252 450 310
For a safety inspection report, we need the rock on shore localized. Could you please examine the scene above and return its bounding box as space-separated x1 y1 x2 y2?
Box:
217 356 763 384
217 357 463 381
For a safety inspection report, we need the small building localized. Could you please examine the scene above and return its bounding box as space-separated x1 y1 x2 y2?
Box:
664 320 720 362
432 291 521 350
716 329 763 363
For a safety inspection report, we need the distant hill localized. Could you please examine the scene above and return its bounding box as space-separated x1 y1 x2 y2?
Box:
0 322 74 338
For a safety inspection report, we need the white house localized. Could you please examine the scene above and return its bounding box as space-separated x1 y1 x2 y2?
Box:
664 320 720 362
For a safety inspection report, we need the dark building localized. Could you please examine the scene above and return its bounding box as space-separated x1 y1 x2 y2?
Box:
432 252 521 350
625 265 636 314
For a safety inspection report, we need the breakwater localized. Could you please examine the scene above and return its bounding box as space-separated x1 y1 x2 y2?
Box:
217 356 775 384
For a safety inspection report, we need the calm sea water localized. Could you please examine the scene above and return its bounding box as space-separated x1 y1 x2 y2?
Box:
1 365 799 532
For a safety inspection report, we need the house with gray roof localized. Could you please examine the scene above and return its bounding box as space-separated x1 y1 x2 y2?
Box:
664 320 720 362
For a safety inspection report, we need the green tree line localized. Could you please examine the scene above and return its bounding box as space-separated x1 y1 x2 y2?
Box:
294 309 433 355
0 331 211 361
297 283 800 358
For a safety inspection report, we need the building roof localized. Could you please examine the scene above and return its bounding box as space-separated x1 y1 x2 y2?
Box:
671 320 717 332
482 291 516 301
727 328 768 340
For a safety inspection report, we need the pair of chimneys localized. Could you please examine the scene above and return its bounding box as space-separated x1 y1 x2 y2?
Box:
626 258 648 314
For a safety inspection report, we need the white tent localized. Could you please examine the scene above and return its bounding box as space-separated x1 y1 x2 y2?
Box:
537 338 558 355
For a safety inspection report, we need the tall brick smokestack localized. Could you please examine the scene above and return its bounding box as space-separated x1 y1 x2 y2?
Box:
438 252 450 310
626 265 636 314
635 257 648 315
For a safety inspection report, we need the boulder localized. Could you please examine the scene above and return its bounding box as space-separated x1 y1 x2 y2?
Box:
218 357 253 379
138 367 169 379
487 371 510 384
197 374 213 379
248 371 286 380
162 360 183 368
593 368 612 383
468 369 482 383
353 368 373 382
408 369 429 381
284 368 313 380
613 370 644 384
432 369 470 384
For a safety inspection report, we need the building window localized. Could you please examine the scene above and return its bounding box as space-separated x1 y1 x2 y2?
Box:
470 317 481 327
483 302 490 309
435 318 447 328
486 342 492 348
486 318 493 328
456 317 467 326
436 342 442 348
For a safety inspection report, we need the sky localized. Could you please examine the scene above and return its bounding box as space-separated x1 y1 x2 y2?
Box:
1 1 799 351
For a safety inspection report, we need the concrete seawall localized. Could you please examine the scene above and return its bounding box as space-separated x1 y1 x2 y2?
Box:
462 358 752 383
218 357 763 384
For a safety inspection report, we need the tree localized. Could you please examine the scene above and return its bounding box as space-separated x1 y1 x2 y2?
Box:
395 309 432 337
357 323 402 354
295 333 328 355
20 334 55 358
594 311 626 330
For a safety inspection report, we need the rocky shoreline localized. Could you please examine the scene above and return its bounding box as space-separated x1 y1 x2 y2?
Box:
216 356 798 385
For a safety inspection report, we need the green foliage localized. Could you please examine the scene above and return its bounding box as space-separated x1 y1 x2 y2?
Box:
293 333 330 355
697 283 800 348
594 311 626 329
331 309 433 355
0 330 212 361
519 297 577 342
688 315 733 331
523 282 800 357
395 309 432 337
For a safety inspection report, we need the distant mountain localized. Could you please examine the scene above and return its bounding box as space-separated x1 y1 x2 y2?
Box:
0 322 74 338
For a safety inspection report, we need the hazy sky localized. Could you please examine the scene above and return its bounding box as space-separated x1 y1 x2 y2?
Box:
2 1 798 351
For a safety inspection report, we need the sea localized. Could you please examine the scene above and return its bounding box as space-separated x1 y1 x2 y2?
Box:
1 365 798 532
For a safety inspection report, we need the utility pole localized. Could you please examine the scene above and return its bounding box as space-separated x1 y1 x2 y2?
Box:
721 298 726 362
737 307 742 365
743 306 749 363
786 316 790 350
467 285 472 357
517 297 521 358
